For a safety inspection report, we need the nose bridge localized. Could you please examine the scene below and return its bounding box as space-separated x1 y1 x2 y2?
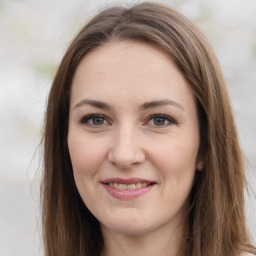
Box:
108 121 145 168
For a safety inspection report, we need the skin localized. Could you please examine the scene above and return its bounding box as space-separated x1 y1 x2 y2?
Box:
68 41 202 256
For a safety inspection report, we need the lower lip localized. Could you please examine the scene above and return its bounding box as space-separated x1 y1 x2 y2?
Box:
102 183 154 199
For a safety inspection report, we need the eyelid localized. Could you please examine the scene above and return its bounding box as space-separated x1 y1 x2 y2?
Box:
79 114 111 127
79 113 176 128
145 114 177 127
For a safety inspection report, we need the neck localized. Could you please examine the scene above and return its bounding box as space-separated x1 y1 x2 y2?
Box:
101 222 183 256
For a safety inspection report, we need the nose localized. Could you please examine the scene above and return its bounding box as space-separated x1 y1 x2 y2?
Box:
107 125 145 169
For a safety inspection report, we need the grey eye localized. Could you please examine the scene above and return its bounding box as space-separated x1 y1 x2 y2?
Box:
153 117 167 126
81 114 108 126
147 114 175 127
91 116 105 125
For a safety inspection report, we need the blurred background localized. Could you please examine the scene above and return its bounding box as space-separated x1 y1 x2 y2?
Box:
0 0 255 255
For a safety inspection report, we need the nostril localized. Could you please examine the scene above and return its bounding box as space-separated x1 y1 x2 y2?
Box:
107 141 146 169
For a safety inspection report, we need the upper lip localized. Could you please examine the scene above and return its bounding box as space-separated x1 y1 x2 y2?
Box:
101 178 156 185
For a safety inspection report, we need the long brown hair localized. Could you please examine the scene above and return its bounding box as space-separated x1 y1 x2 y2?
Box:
42 2 256 255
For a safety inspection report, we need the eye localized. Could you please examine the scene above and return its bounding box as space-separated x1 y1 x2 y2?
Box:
80 114 110 127
147 114 176 127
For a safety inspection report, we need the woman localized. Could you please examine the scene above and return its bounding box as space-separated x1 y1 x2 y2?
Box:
42 2 256 256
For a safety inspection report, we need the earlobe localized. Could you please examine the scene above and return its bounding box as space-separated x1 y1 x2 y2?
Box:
196 161 204 171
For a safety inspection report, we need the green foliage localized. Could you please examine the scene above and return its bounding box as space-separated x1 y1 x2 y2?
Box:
33 61 57 77
195 8 212 23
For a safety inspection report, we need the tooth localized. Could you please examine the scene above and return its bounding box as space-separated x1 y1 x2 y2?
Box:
127 184 136 190
119 184 127 190
142 183 147 187
111 182 150 190
135 183 142 189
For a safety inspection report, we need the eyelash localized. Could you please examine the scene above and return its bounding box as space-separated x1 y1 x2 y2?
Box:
79 114 110 127
79 114 176 128
146 114 176 127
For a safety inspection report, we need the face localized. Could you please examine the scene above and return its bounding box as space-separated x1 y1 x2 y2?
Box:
68 41 202 237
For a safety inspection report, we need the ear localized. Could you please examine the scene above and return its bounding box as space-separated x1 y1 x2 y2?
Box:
196 140 205 171
196 160 204 171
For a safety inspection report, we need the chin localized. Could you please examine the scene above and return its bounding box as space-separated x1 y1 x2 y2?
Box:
101 222 154 236
99 211 167 237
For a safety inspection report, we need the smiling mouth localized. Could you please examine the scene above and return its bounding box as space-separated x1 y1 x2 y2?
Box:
101 179 156 199
105 182 156 190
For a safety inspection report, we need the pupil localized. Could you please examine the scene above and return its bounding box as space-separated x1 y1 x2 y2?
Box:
154 117 165 125
93 117 104 125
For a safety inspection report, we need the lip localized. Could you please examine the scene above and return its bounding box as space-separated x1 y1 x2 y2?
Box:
101 178 156 200
101 178 155 184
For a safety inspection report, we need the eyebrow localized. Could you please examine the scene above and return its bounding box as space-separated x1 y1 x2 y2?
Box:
73 99 112 110
139 99 184 111
73 99 184 111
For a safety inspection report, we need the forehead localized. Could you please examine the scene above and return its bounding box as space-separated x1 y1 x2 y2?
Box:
70 40 195 108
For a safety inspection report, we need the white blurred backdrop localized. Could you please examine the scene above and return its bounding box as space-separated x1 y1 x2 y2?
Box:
0 0 255 255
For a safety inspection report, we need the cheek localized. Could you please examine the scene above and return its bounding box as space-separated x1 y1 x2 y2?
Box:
68 134 108 178
148 135 199 179
68 134 109 205
149 138 198 210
